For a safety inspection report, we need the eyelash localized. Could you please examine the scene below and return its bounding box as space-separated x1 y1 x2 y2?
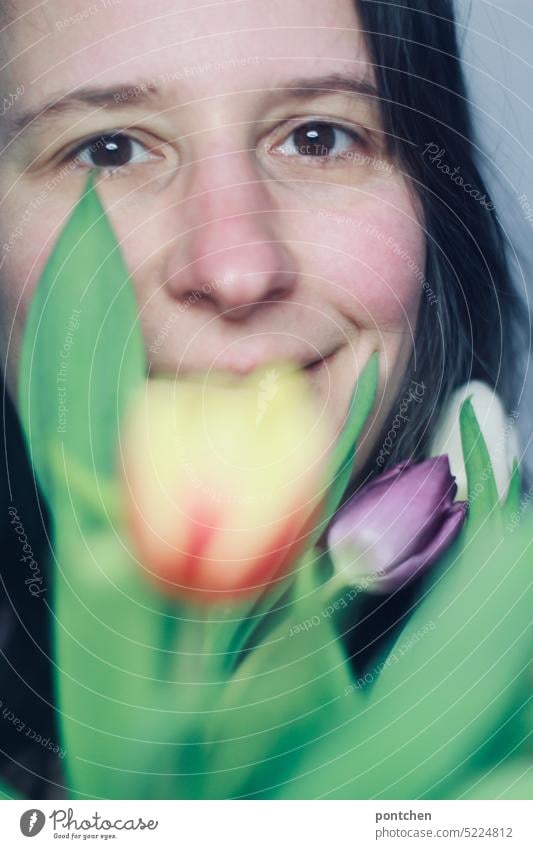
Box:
65 132 160 180
269 120 366 164
62 119 367 178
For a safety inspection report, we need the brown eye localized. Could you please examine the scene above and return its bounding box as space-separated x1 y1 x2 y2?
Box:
70 133 155 171
275 121 360 159
292 122 337 156
86 134 134 167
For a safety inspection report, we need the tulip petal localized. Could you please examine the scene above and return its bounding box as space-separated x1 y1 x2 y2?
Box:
122 364 331 602
327 456 460 580
369 500 468 593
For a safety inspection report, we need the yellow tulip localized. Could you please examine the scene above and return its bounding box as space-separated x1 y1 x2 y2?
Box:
120 364 331 603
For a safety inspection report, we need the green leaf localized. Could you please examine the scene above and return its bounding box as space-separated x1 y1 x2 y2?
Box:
202 551 360 799
502 458 523 530
18 169 147 507
459 396 502 530
0 780 21 799
454 759 533 800
272 514 533 799
310 351 379 546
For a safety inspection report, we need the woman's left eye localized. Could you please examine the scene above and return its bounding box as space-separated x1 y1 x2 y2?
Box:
273 121 362 159
69 133 158 172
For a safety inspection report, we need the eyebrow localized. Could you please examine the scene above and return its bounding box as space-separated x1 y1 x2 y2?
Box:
278 72 379 101
4 72 380 146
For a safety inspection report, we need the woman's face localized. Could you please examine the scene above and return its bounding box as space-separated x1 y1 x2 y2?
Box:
0 0 425 474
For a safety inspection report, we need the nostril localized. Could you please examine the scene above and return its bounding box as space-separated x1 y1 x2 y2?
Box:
220 302 257 322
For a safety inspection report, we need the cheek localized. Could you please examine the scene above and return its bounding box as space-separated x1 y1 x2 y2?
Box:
352 223 424 330
300 182 425 332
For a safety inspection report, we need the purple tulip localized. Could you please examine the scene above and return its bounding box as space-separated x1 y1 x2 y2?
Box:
326 456 468 593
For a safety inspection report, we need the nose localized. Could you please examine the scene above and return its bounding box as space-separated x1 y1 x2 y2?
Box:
163 153 297 321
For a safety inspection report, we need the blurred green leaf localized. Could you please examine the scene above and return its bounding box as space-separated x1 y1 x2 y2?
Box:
0 780 20 800
502 458 522 528
203 551 361 798
321 352 378 528
269 514 533 799
459 397 502 530
18 170 146 505
455 758 533 800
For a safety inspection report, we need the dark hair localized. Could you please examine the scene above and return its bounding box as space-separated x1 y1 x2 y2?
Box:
347 0 527 493
0 0 528 797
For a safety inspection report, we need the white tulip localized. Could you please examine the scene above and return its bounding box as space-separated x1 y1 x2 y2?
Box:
428 381 519 502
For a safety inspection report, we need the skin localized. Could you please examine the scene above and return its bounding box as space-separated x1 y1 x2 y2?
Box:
0 0 425 480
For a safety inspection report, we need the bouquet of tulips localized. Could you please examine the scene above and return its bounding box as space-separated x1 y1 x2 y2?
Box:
3 173 531 801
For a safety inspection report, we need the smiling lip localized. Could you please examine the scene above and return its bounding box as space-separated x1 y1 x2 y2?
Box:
303 348 339 384
304 348 340 370
169 347 341 379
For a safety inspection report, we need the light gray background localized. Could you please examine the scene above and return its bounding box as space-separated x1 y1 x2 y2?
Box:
458 0 532 466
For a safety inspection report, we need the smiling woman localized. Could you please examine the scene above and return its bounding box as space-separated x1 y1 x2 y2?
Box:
0 0 527 800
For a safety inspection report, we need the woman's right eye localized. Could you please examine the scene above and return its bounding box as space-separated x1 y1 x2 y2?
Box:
68 132 160 173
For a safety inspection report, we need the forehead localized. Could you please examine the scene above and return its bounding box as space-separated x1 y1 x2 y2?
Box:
1 0 372 96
